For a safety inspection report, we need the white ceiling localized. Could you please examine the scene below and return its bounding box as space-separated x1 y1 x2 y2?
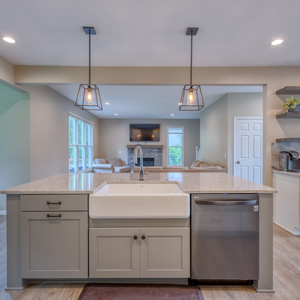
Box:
0 0 300 66
49 84 263 119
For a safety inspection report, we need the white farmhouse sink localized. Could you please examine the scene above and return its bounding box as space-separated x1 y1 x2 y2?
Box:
89 183 190 219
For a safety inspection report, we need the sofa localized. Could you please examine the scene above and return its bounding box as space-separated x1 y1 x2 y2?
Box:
92 158 131 173
133 161 226 173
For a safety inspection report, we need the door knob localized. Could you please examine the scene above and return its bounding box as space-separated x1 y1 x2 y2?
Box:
236 161 240 164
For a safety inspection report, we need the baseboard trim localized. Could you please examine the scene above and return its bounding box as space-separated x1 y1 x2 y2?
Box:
273 222 299 235
0 210 6 215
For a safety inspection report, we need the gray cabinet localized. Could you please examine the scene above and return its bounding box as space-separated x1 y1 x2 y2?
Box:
89 227 190 278
140 228 190 278
21 196 88 279
89 228 140 278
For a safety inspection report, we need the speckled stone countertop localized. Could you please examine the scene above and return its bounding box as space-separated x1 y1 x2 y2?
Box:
272 170 300 178
1 172 276 195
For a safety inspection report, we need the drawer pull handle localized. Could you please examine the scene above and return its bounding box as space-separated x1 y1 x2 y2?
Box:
46 201 62 205
133 235 138 240
141 235 146 240
47 214 62 218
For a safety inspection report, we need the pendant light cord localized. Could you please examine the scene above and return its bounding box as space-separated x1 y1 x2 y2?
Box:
89 28 91 86
190 29 193 86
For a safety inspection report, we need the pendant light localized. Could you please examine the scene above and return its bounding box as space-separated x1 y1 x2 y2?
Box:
75 27 103 110
179 27 204 111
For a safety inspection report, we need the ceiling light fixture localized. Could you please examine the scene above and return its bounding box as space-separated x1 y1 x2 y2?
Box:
271 39 283 46
179 27 204 111
105 102 110 105
75 27 103 110
170 114 175 116
114 113 119 116
2 36 15 43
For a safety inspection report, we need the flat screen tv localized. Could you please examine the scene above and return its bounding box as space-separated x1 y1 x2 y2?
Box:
130 124 160 142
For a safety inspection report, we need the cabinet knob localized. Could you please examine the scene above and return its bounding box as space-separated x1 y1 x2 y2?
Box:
133 235 138 240
236 161 240 164
141 235 146 240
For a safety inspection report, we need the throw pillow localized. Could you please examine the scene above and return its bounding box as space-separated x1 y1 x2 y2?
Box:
107 158 122 167
94 158 107 164
191 160 201 168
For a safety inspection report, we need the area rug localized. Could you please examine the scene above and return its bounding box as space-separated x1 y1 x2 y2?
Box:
78 284 204 300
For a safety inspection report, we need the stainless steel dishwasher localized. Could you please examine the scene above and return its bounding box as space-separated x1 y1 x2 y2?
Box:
191 194 259 281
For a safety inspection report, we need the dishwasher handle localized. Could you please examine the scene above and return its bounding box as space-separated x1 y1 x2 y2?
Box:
194 199 257 206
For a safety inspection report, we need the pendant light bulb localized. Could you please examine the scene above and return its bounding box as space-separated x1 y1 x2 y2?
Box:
188 88 194 104
87 88 92 102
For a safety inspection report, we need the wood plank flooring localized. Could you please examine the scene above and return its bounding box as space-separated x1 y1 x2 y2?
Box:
1 215 300 300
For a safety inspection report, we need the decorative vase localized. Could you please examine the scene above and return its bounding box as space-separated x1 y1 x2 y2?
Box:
288 104 300 112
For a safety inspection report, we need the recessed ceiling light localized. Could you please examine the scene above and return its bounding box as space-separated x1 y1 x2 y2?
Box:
105 102 110 105
170 114 175 117
2 36 16 44
271 39 283 46
114 113 118 116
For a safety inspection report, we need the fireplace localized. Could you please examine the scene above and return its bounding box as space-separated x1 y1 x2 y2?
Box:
127 145 163 168
137 157 155 167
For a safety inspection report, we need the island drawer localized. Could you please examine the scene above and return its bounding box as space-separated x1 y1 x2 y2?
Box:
20 195 88 212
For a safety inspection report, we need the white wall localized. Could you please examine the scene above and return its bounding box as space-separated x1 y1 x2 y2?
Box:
21 85 101 181
0 84 30 211
98 118 200 167
200 93 263 173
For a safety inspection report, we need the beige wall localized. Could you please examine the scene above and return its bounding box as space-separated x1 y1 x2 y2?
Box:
200 93 263 173
21 85 101 181
0 56 14 85
98 118 200 167
199 94 229 168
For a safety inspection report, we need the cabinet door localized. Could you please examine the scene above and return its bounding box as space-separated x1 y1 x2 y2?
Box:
140 228 190 278
89 228 139 278
21 212 88 278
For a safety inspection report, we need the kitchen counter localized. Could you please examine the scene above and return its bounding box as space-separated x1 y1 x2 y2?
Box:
2 172 276 195
272 169 300 177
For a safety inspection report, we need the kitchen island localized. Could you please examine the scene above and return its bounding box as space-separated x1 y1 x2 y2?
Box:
2 172 276 292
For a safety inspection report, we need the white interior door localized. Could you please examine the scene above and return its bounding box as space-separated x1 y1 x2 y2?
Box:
234 117 263 184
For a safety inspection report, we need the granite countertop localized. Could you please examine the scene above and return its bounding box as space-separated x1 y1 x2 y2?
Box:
272 170 300 177
1 172 277 195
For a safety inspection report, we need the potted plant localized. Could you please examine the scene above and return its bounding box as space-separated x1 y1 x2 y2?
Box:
282 96 300 112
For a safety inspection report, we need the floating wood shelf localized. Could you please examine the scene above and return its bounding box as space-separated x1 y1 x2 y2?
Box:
276 112 300 119
276 86 300 95
276 138 300 143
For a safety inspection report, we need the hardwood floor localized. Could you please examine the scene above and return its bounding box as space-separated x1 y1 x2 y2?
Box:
1 215 300 300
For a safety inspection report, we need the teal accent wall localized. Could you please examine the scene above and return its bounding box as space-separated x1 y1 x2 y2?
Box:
0 83 30 211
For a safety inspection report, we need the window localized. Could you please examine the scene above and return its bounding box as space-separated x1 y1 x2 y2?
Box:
69 115 93 173
168 127 184 166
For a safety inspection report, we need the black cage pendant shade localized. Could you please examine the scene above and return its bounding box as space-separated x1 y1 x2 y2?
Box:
75 27 103 110
179 27 204 111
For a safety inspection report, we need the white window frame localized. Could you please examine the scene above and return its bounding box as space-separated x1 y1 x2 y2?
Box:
68 113 93 173
167 126 184 167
